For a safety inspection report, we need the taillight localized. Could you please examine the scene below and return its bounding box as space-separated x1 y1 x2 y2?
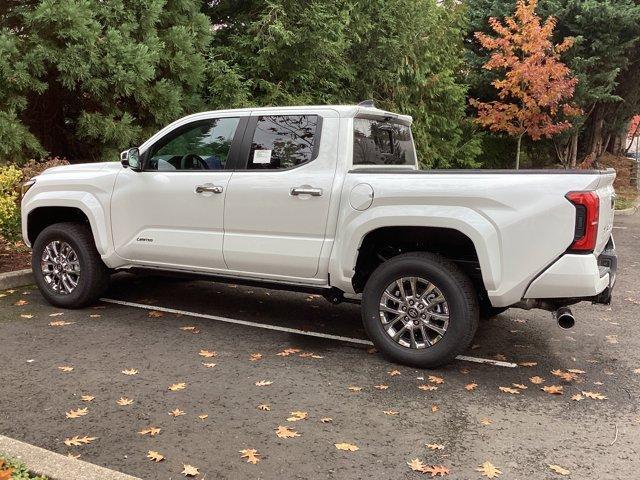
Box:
565 191 599 252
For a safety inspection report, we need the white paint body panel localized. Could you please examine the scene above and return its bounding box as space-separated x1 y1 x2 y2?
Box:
21 105 616 308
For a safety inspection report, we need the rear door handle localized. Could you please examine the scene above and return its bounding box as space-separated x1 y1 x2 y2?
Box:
195 184 224 194
290 187 323 197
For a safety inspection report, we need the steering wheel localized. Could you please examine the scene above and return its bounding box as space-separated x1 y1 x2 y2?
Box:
180 153 208 170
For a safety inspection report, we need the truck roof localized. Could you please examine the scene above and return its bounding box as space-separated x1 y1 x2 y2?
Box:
186 105 413 125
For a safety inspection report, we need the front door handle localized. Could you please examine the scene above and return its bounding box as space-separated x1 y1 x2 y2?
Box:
290 187 323 197
195 184 224 194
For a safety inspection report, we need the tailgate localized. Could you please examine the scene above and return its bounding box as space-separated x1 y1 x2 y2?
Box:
595 170 616 254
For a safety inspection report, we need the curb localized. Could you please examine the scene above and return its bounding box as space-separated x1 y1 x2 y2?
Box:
0 435 141 480
615 199 640 216
0 269 33 290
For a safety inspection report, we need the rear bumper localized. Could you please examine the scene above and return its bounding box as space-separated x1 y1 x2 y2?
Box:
524 238 616 304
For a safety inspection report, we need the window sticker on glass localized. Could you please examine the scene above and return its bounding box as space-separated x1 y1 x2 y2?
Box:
253 149 272 164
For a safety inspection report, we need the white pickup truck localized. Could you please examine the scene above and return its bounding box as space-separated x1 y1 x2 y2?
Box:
21 103 618 367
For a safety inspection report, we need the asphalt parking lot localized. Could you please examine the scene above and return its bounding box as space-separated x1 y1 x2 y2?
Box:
1 213 639 479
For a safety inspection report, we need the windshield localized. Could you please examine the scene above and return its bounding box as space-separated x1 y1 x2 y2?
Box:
353 118 416 166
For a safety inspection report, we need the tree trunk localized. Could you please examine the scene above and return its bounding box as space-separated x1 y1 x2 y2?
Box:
515 134 523 170
570 133 578 168
586 105 604 160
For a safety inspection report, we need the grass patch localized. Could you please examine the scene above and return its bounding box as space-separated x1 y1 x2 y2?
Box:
0 455 48 480
615 196 636 210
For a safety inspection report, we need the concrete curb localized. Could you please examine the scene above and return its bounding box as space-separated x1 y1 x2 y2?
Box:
615 201 640 216
0 269 33 290
0 435 141 480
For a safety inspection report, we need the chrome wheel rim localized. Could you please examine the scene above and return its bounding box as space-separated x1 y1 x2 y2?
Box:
41 240 81 295
379 277 449 349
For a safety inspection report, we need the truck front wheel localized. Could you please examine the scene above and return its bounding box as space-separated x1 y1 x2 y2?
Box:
32 222 110 308
361 252 479 368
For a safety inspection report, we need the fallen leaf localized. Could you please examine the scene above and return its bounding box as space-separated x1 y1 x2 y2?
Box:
275 426 300 438
199 349 217 358
348 386 362 392
518 361 537 367
66 453 81 459
542 385 564 395
122 368 138 376
465 383 478 391
428 375 444 384
117 397 133 406
89 314 101 318
179 325 198 331
418 384 438 391
277 348 301 356
255 380 273 387
383 410 399 415
529 376 545 384
66 407 89 419
426 443 445 450
287 411 308 422
138 427 161 436
512 383 527 389
424 465 450 477
480 418 492 425
320 417 333 423
388 370 401 376
201 362 217 368
459 368 470 374
494 354 507 361
181 464 199 477
476 461 502 478
239 448 261 464
147 451 165 462
148 310 164 318
49 320 74 327
571 394 584 401
81 395 94 402
605 335 618 344
64 436 97 446
551 369 577 382
431 404 439 413
58 366 74 372
168 383 186 391
408 458 428 472
374 384 389 390
257 404 271 411
49 313 65 317
498 386 520 394
250 353 263 362
567 369 585 374
335 442 359 452
582 391 607 400
20 314 33 318
13 299 28 306
633 368 640 374
169 408 186 417
548 464 570 475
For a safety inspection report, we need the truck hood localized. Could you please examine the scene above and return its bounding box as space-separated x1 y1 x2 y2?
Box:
38 161 122 177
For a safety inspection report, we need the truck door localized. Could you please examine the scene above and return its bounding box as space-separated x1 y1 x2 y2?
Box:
223 110 339 279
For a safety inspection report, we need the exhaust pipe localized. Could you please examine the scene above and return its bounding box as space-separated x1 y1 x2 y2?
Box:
553 307 575 329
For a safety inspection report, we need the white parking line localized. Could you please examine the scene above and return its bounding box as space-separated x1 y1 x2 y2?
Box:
100 298 517 368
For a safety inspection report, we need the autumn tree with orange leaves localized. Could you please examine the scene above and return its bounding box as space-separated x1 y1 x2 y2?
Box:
470 0 580 169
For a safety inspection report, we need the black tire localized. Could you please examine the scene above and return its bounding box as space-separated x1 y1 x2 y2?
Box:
362 252 479 368
32 222 110 308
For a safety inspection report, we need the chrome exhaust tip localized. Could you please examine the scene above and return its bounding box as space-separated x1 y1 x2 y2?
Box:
554 307 575 329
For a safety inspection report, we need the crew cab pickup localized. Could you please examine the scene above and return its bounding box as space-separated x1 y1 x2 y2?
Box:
21 104 617 367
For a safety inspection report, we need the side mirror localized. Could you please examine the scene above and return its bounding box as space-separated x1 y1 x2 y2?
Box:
120 147 142 171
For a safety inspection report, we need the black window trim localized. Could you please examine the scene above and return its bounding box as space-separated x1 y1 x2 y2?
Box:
140 116 249 172
228 113 323 172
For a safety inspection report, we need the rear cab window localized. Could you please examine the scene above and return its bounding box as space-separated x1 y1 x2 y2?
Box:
353 118 417 167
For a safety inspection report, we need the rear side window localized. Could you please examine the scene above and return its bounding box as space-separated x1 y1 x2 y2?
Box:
353 118 416 166
247 115 318 170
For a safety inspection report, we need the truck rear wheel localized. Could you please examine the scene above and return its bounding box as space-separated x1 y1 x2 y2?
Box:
361 252 479 368
32 222 110 308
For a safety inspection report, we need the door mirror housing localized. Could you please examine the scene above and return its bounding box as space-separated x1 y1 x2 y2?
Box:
120 147 142 171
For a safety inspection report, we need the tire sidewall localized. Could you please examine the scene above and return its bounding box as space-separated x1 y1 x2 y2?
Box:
32 225 96 308
362 255 476 367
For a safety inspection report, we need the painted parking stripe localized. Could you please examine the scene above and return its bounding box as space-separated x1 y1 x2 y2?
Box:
100 298 517 368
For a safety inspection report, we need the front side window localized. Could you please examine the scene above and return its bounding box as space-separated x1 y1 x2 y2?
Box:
146 117 240 171
247 115 318 170
353 118 416 166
